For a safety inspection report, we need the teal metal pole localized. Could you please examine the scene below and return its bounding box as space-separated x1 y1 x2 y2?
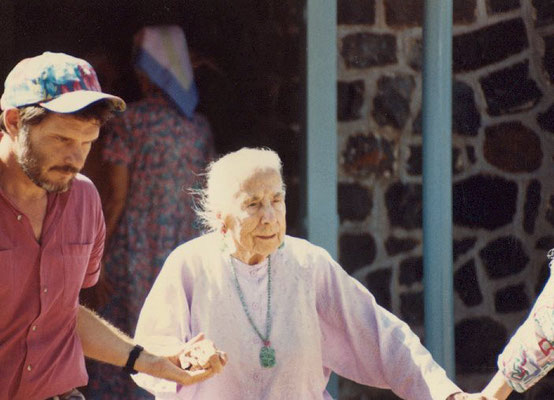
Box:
306 0 338 397
422 0 455 378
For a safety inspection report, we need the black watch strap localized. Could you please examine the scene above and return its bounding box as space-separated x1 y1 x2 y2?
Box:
123 344 144 375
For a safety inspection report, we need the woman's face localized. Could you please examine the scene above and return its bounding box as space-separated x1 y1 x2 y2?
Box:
225 168 286 265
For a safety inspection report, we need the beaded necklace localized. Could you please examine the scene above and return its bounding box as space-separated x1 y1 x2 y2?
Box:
230 255 276 368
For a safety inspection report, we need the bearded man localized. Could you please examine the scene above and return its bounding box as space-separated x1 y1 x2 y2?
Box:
0 52 224 400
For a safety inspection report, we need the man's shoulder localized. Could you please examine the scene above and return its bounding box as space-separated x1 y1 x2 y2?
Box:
69 174 101 204
74 173 94 185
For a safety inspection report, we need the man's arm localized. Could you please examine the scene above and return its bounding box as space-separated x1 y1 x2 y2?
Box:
76 305 224 385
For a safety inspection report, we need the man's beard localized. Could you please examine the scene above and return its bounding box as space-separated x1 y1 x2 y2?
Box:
17 131 79 193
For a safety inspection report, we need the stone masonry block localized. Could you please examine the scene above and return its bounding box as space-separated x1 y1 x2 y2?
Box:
533 0 554 27
385 236 419 256
339 233 377 274
484 122 542 173
480 236 529 279
453 18 528 73
365 268 392 311
341 33 397 69
487 0 520 14
524 180 541 234
338 0 375 25
453 80 480 136
536 236 554 251
399 256 423 286
480 61 542 116
385 0 423 27
338 182 372 222
385 182 422 230
400 292 424 326
338 80 365 121
454 0 477 24
342 133 395 177
454 259 483 307
453 175 517 230
495 284 530 313
372 74 415 129
543 34 554 84
537 103 554 133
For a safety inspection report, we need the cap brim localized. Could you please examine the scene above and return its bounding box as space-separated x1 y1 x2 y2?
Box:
39 90 126 113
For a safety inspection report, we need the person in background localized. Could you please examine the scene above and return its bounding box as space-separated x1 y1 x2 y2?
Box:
86 25 215 399
132 147 492 400
0 51 223 400
79 47 123 311
481 250 554 399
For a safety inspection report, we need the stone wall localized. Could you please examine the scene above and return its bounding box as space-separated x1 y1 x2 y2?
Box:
338 0 554 397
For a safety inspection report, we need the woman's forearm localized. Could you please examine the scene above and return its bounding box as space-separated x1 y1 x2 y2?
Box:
482 371 513 400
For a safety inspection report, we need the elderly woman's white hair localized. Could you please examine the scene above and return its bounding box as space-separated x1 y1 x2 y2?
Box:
194 147 285 232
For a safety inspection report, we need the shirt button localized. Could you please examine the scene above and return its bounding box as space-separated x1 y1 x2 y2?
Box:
31 325 37 331
17 214 23 221
43 287 48 293
27 364 32 371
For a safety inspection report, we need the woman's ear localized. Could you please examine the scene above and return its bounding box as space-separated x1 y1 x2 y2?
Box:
220 213 236 234
216 212 227 234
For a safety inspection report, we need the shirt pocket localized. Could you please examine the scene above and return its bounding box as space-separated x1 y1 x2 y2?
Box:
0 248 14 296
62 243 93 308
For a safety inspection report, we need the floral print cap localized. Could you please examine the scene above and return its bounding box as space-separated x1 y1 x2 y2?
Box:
0 51 126 112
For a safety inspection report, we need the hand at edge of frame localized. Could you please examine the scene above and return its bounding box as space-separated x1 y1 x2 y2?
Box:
446 392 499 400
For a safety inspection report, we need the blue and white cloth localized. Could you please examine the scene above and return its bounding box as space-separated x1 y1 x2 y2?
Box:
134 25 198 119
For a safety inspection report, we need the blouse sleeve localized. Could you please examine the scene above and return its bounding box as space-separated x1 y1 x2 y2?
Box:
82 185 105 288
497 262 554 393
131 247 197 398
315 253 460 400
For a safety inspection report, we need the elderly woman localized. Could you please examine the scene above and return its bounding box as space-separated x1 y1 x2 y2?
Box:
132 148 489 399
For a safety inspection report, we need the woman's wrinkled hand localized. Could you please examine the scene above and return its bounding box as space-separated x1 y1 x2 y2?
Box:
138 333 228 386
176 333 227 374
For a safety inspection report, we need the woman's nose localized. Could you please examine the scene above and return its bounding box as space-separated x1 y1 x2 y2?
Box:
261 203 276 223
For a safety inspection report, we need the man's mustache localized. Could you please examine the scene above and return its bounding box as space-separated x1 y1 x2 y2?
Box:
50 165 79 174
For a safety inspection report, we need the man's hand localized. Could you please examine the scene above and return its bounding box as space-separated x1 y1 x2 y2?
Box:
135 333 227 386
177 334 227 374
446 392 497 400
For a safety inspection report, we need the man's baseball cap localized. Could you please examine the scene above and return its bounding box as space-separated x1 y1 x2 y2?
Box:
0 51 126 113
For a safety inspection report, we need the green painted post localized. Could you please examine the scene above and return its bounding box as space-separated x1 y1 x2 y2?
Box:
306 0 338 397
422 0 455 378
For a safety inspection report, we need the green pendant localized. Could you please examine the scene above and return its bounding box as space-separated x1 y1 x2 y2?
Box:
260 345 276 368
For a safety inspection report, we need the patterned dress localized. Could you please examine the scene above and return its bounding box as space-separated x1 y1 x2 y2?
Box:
86 92 214 399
